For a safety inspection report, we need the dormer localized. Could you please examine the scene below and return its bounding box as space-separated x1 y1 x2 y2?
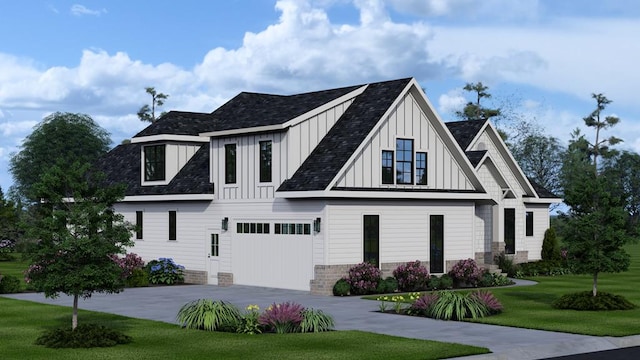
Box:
131 134 209 186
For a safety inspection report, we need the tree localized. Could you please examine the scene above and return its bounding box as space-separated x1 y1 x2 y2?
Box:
560 94 631 297
24 161 134 329
9 112 111 203
456 82 501 122
137 87 169 122
608 151 640 237
0 187 20 241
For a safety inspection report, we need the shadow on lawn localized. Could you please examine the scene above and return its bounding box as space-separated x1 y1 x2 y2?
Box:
501 291 557 305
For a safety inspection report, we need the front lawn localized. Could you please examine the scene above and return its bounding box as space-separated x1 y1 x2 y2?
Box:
0 253 30 291
0 297 488 360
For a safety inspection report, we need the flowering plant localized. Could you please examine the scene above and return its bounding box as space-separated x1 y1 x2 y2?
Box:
237 304 262 334
0 239 15 260
345 262 382 295
259 302 304 334
407 293 440 316
448 258 483 287
393 260 430 292
110 253 145 279
146 257 185 285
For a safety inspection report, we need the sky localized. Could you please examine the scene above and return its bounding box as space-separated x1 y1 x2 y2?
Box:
1 0 640 194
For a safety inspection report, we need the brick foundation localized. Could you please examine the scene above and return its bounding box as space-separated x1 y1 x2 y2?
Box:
310 264 354 295
380 262 404 279
183 270 207 285
218 272 234 287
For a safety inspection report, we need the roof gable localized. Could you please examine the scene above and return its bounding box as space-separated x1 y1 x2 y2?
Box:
445 120 488 150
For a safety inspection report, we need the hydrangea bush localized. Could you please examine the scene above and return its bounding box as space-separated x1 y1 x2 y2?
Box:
448 258 483 287
345 262 382 295
146 258 185 285
393 260 430 292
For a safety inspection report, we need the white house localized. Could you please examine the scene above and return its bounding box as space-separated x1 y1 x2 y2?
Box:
98 78 560 294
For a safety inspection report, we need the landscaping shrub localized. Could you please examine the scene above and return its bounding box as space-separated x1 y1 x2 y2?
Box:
552 291 636 311
393 260 430 292
0 274 21 293
259 302 305 334
345 262 382 295
429 291 490 320
448 259 483 287
541 228 560 261
407 293 439 316
0 239 15 261
469 290 503 314
176 299 241 332
125 268 149 287
146 257 185 285
332 278 350 296
376 276 398 294
438 274 453 289
494 252 518 278
300 308 335 333
518 260 571 277
111 252 145 279
477 271 514 287
35 324 132 348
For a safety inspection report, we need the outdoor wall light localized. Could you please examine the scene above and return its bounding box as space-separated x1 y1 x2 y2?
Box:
313 217 321 233
222 217 229 231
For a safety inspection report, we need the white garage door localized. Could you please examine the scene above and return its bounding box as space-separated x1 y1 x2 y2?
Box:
232 222 313 291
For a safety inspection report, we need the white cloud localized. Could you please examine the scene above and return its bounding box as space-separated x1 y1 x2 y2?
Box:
437 89 466 116
70 4 107 17
388 0 540 21
0 120 37 137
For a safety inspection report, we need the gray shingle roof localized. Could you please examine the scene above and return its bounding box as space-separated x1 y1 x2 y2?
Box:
445 120 487 150
95 143 212 196
527 177 560 199
278 78 412 192
465 150 487 167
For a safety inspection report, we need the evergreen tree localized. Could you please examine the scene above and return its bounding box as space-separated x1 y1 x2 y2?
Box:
138 87 169 122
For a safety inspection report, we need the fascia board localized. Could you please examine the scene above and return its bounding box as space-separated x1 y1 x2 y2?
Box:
131 135 209 143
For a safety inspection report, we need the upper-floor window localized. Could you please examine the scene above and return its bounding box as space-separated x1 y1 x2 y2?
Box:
381 150 394 184
396 139 413 184
416 152 427 185
259 140 272 182
144 145 165 181
225 144 236 184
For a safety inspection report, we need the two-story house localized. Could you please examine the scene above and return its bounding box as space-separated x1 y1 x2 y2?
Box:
97 77 560 294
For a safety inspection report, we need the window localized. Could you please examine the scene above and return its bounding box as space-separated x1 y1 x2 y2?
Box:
363 215 379 267
416 152 427 185
169 211 177 241
396 139 413 184
504 208 515 254
259 141 272 182
135 211 143 240
274 223 311 235
210 234 219 257
236 222 270 234
430 215 444 273
225 144 236 184
144 145 165 181
526 211 534 236
381 150 394 184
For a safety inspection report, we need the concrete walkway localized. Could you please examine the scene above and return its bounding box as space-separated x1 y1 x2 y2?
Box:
4 283 640 359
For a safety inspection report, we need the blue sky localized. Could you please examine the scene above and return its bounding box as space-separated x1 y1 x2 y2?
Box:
1 0 640 193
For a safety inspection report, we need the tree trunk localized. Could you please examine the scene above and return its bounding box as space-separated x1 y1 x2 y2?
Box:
72 294 78 330
592 272 598 297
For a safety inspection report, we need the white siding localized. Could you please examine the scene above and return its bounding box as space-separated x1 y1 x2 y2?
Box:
334 93 474 190
326 200 476 271
525 204 551 261
142 143 202 186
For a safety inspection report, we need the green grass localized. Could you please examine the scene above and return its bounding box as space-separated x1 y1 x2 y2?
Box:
0 297 488 360
0 253 30 291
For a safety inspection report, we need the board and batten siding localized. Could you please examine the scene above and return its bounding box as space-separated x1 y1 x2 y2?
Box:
115 201 214 272
326 200 476 269
142 143 202 186
334 92 474 190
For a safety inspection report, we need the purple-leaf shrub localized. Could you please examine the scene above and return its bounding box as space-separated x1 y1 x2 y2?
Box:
346 262 382 295
448 258 483 287
470 290 503 314
408 293 439 316
393 260 430 292
110 253 145 279
259 302 305 333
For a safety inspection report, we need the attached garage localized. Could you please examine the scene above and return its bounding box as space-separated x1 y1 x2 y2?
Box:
231 221 314 291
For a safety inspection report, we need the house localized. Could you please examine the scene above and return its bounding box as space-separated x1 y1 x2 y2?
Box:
97 78 560 294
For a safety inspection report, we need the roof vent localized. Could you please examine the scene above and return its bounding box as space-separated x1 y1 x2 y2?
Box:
477 142 487 151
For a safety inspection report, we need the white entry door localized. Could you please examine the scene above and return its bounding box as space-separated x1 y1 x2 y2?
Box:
207 232 220 285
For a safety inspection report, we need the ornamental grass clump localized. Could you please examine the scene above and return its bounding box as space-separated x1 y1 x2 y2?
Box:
393 260 430 292
407 293 439 316
300 308 335 333
428 291 490 320
259 302 305 334
346 262 382 295
469 290 503 314
176 299 242 332
448 258 483 287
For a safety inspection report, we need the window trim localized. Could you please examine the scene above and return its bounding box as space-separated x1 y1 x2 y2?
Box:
169 210 177 241
381 150 394 184
259 140 272 183
396 138 414 185
143 144 166 182
225 143 237 184
416 151 427 185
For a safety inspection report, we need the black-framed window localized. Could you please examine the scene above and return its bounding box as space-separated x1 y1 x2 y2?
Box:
382 150 394 184
363 215 379 267
210 234 219 257
430 215 444 273
525 211 534 236
504 208 515 254
237 222 270 234
416 152 427 185
225 144 236 184
396 139 413 184
169 211 177 241
144 145 165 181
259 140 272 182
135 211 143 240
274 223 310 235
